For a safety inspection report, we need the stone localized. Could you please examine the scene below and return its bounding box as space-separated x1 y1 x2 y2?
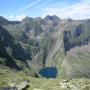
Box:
16 81 30 90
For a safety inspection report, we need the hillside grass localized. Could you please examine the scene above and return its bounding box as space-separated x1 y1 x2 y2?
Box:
0 67 90 90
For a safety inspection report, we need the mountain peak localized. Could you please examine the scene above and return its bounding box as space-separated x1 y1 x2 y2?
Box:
0 16 9 24
34 17 42 22
22 17 33 22
44 15 60 21
0 16 8 21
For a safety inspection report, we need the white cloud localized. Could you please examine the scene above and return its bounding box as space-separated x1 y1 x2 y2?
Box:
17 0 41 13
2 0 90 20
9 14 26 21
41 0 90 19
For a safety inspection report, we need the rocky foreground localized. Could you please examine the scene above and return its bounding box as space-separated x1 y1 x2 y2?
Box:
1 78 90 90
0 68 90 90
29 78 90 90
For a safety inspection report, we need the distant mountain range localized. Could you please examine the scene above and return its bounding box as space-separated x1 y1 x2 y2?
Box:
0 15 90 78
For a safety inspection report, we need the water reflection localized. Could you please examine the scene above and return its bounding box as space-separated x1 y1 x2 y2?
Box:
39 67 57 78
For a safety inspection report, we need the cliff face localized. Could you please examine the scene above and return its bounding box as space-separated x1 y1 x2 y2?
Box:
46 19 90 78
0 16 90 78
63 21 90 53
0 25 32 71
60 20 90 78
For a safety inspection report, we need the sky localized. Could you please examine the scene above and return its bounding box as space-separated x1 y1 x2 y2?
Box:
0 0 90 21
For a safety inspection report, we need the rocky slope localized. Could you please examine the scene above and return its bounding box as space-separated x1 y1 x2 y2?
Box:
0 16 90 78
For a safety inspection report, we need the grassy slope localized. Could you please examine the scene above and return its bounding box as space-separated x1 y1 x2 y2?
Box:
60 44 90 79
0 69 90 90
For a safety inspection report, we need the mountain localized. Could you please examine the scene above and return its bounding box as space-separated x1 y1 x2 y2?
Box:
0 16 90 79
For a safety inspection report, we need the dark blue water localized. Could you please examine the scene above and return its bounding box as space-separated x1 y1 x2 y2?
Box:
39 67 57 78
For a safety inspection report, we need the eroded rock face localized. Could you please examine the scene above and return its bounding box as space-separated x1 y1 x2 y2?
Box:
0 16 90 78
63 22 90 53
0 25 32 70
0 25 31 60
